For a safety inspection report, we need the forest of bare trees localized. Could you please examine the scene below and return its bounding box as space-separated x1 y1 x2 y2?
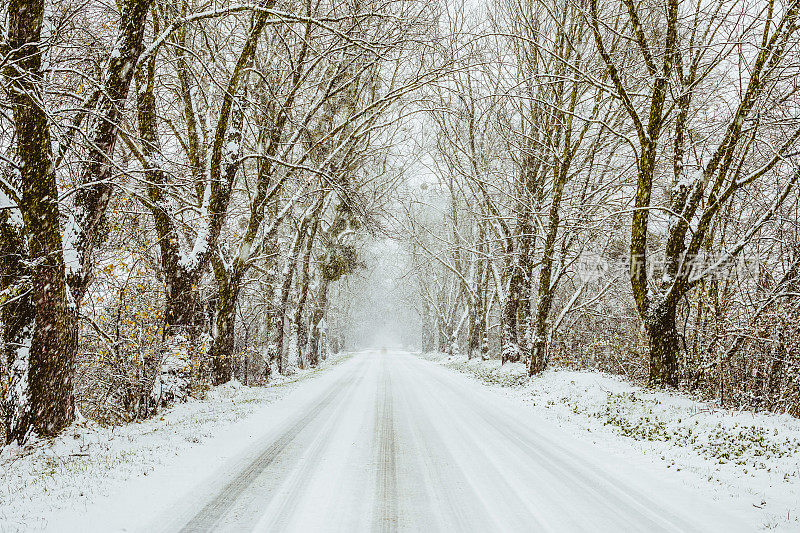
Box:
3 0 800 447
405 0 800 416
1 0 441 443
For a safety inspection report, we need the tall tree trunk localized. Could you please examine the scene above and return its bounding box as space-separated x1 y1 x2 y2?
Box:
209 263 241 385
436 307 448 353
270 219 311 374
3 0 153 444
292 220 319 368
466 305 478 360
467 222 487 359
529 160 568 375
501 160 536 365
3 0 77 442
646 300 681 387
164 269 205 335
420 298 435 352
308 278 330 367
262 241 279 379
501 261 523 363
516 216 533 361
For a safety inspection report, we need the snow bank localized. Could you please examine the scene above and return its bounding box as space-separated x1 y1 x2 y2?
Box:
0 354 350 532
421 352 800 531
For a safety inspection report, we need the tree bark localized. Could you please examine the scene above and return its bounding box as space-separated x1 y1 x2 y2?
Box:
308 278 330 367
3 0 76 441
209 264 240 385
2 0 155 441
270 214 314 374
529 155 568 375
646 301 681 387
292 219 319 368
501 261 523 363
467 221 488 359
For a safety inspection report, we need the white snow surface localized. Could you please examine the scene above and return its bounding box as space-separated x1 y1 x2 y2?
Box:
423 352 800 531
1 350 797 531
0 354 350 532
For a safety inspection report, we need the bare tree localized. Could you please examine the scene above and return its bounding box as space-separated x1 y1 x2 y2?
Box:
589 0 800 386
1 0 152 442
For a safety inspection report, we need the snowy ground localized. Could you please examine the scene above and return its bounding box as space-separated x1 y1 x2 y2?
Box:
3 350 797 532
0 354 350 532
422 352 800 531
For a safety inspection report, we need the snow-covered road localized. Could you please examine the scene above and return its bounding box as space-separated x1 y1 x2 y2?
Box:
84 351 750 532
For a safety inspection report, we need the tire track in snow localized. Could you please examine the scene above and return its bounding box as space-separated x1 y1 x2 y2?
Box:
263 369 367 530
177 365 363 532
392 359 495 532
419 359 700 532
373 357 398 532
